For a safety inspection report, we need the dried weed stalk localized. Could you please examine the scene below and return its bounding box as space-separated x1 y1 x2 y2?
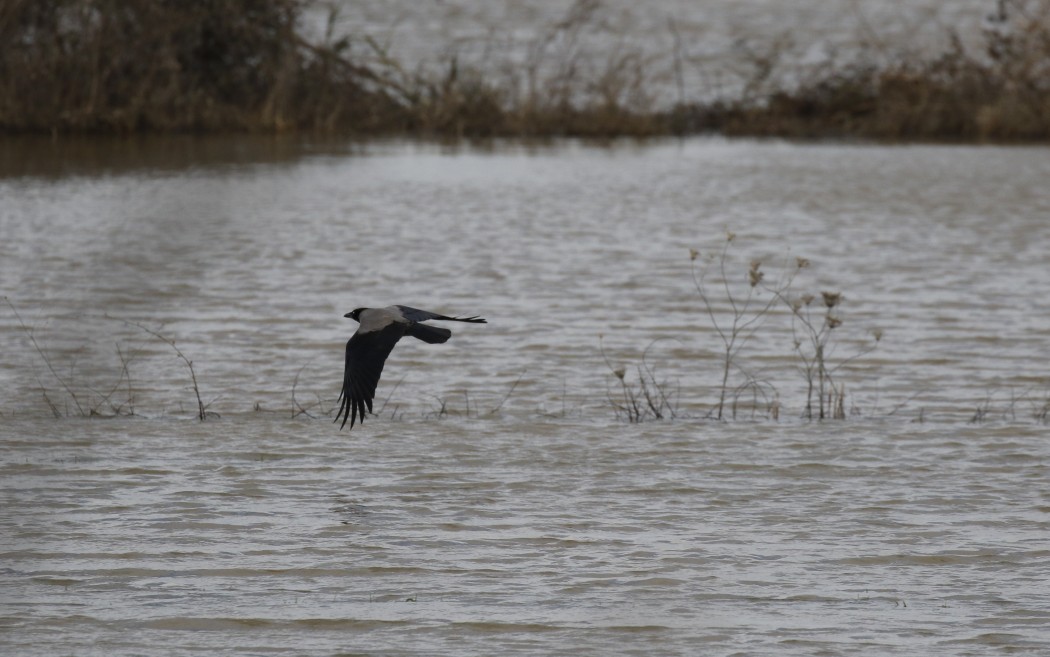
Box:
690 232 801 420
119 318 214 421
768 281 881 420
600 337 679 423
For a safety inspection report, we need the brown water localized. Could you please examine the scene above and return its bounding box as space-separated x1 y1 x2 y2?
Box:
2 137 1050 655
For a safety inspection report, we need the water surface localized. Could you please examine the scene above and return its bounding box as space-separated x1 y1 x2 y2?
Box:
2 137 1049 655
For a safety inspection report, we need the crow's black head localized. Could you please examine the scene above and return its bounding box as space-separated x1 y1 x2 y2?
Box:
345 308 367 321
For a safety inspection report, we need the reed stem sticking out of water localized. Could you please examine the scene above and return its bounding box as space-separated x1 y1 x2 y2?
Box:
120 319 213 421
5 297 87 416
766 279 881 420
6 299 151 418
690 234 802 421
1032 389 1050 424
600 336 679 423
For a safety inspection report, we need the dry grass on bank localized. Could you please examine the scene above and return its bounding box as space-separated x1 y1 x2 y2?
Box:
710 8 1050 142
2 0 1049 141
0 0 406 133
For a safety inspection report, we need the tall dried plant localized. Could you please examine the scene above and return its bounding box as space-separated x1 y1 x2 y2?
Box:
690 232 803 420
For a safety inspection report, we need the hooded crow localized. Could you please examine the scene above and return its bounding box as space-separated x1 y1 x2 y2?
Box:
336 305 487 430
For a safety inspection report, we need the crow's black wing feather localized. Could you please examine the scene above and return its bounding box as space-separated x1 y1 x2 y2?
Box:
396 305 487 323
336 323 406 430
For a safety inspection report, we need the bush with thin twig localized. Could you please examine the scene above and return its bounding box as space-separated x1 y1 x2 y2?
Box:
600 336 679 423
118 319 215 421
687 235 887 421
0 0 402 134
711 1 1050 141
3 0 1050 140
689 232 803 420
768 289 881 420
6 298 148 417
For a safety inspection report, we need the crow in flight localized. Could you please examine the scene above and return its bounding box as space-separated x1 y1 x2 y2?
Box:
336 305 487 430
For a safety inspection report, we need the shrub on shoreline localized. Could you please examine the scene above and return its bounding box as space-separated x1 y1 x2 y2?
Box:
2 0 1048 141
0 0 404 133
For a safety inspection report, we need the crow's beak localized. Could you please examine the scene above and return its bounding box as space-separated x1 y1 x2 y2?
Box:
343 312 353 318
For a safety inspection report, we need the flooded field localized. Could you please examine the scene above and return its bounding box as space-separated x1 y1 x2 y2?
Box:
2 137 1050 655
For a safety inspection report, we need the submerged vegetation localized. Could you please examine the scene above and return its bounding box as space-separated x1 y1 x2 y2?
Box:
602 234 883 423
5 287 1048 425
2 0 1049 140
5 298 217 420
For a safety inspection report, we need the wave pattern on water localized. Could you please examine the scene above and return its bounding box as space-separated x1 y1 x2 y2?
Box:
2 138 1050 655
2 418 1050 655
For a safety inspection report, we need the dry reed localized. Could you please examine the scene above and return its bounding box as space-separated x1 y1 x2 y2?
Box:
4 0 1048 140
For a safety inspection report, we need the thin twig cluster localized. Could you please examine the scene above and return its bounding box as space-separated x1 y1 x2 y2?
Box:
5 299 215 421
600 336 679 423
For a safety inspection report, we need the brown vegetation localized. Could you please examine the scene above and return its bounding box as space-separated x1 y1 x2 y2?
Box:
2 0 1049 140
0 0 404 133
673 1 1050 141
711 31 1050 141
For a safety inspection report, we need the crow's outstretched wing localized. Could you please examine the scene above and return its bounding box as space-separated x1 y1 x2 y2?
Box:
396 305 487 323
335 323 405 430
